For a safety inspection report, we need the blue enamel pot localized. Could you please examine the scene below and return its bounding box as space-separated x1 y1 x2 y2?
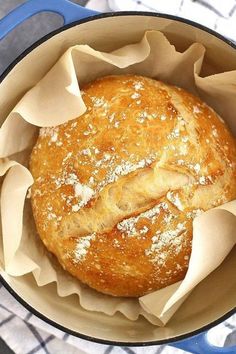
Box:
0 1 235 353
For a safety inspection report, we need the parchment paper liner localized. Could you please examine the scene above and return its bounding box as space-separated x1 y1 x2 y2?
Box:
0 31 235 326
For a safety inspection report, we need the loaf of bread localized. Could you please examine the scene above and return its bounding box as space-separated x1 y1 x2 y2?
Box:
30 75 236 297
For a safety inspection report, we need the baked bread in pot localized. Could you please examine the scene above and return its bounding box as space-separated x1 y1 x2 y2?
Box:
30 75 236 297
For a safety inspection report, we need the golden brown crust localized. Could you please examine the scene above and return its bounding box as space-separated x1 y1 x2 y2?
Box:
30 75 236 297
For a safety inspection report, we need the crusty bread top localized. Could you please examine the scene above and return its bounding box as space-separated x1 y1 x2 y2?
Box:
30 75 236 297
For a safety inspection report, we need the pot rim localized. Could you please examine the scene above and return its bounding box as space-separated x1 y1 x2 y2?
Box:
1 273 235 346
1 10 235 84
0 10 235 347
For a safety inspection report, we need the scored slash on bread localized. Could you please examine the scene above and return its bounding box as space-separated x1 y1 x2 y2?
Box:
30 75 236 297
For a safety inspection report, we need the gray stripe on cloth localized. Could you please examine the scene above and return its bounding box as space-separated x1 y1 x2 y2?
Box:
179 0 185 11
24 312 33 321
229 3 236 16
155 346 165 354
63 332 69 340
0 314 15 327
224 330 236 347
193 0 224 17
122 347 136 354
104 346 114 354
25 322 54 354
27 335 54 354
0 337 14 354
0 303 12 314
134 0 159 12
225 322 236 330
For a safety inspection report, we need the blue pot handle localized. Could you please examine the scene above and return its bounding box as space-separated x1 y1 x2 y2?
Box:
0 0 98 40
170 331 236 354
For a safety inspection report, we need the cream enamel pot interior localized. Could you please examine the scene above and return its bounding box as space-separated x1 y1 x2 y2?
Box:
0 0 235 352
